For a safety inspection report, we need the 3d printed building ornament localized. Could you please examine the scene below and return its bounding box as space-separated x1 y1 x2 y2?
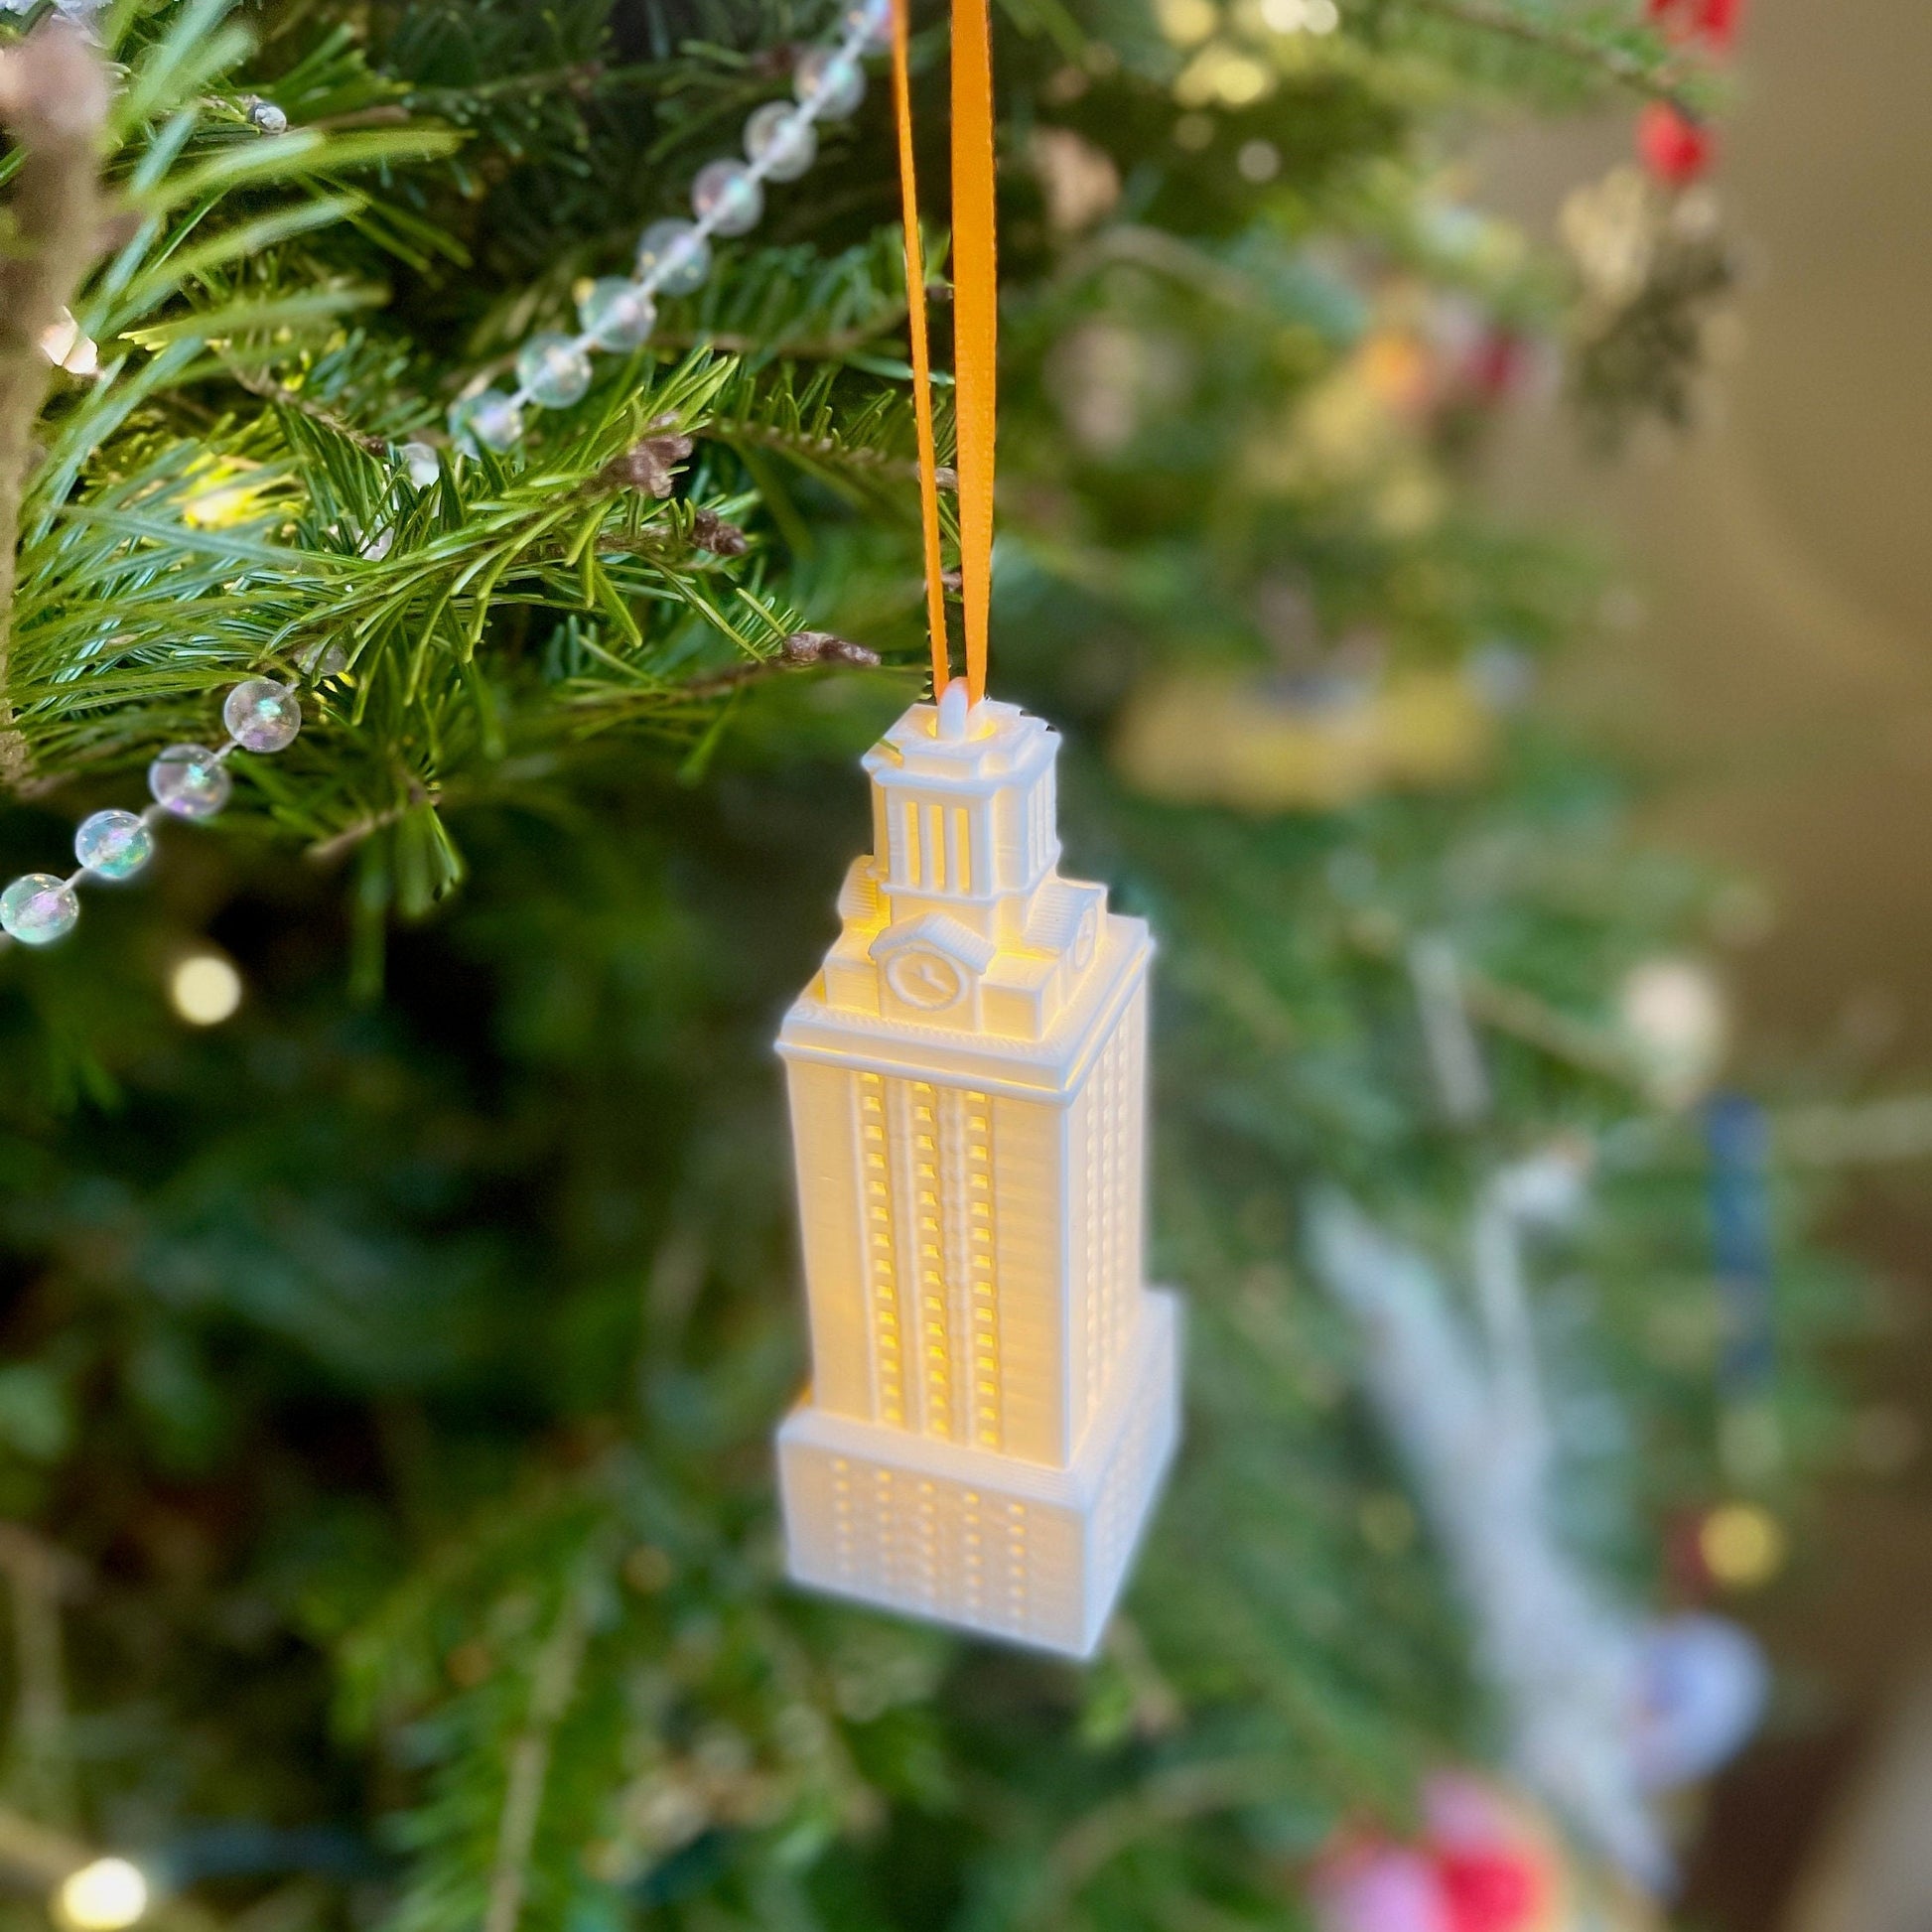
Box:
769 0 1178 1655
774 681 1180 1655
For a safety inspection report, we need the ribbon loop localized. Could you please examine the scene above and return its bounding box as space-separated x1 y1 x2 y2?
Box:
890 0 998 705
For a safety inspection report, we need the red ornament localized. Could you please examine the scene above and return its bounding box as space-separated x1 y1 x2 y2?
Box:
1697 0 1745 49
1637 102 1713 185
1647 0 1745 48
1434 1849 1543 1932
1466 329 1525 402
1311 1842 1451 1932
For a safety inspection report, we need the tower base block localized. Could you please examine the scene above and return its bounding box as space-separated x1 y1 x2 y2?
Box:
777 1291 1180 1658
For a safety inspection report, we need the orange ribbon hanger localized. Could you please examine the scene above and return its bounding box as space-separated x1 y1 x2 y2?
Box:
889 0 999 706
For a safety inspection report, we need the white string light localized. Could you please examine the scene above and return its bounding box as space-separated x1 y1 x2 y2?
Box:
169 951 244 1026
55 1859 150 1932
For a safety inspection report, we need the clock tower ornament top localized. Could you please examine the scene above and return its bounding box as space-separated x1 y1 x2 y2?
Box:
773 689 1181 1657
800 681 1119 1050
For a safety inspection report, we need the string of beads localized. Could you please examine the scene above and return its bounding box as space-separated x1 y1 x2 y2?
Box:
6 3 893 952
0 682 302 949
450 0 893 455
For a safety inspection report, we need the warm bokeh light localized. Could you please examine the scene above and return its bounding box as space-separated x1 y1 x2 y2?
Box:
169 953 243 1027
56 1859 149 1932
1700 1502 1789 1590
1619 955 1728 1107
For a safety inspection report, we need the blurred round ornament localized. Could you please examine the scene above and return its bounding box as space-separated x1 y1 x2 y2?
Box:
1114 665 1496 814
691 160 763 236
450 388 522 455
1647 0 1744 51
1492 1140 1594 1230
1618 956 1726 1107
842 0 892 51
1562 168 1659 311
516 333 593 409
1696 1500 1787 1591
1637 103 1713 187
795 45 866 117
1311 1776 1567 1932
636 219 710 295
1630 1612 1768 1791
1422 1776 1562 1932
1312 1844 1449 1932
578 278 656 351
745 101 816 181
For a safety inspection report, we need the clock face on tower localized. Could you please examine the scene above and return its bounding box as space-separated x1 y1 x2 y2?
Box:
885 945 966 1012
1072 905 1099 972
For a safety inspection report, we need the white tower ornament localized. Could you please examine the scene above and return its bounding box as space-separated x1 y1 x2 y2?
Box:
775 688 1182 1656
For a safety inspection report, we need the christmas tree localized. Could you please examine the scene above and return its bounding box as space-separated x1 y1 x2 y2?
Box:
0 1 1860 1928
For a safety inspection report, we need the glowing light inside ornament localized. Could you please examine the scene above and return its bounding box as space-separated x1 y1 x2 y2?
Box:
56 1861 149 1932
170 953 243 1027
774 696 1180 1657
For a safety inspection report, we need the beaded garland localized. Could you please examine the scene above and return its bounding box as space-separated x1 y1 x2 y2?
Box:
0 680 302 949
450 0 895 456
5 2 891 952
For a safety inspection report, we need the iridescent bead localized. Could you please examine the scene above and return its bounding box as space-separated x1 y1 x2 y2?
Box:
692 160 763 237
745 101 817 182
843 0 892 52
578 278 657 351
73 808 153 881
148 744 231 820
298 638 348 678
794 46 866 119
449 389 522 456
1 874 78 946
223 678 302 753
400 441 440 487
636 219 711 296
516 332 594 410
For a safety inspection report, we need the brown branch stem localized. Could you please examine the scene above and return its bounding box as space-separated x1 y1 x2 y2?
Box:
705 414 950 485
1343 908 1643 1089
1405 0 1699 110
481 1571 594 1932
0 21 111 791
218 354 391 456
0 1524 84 1825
